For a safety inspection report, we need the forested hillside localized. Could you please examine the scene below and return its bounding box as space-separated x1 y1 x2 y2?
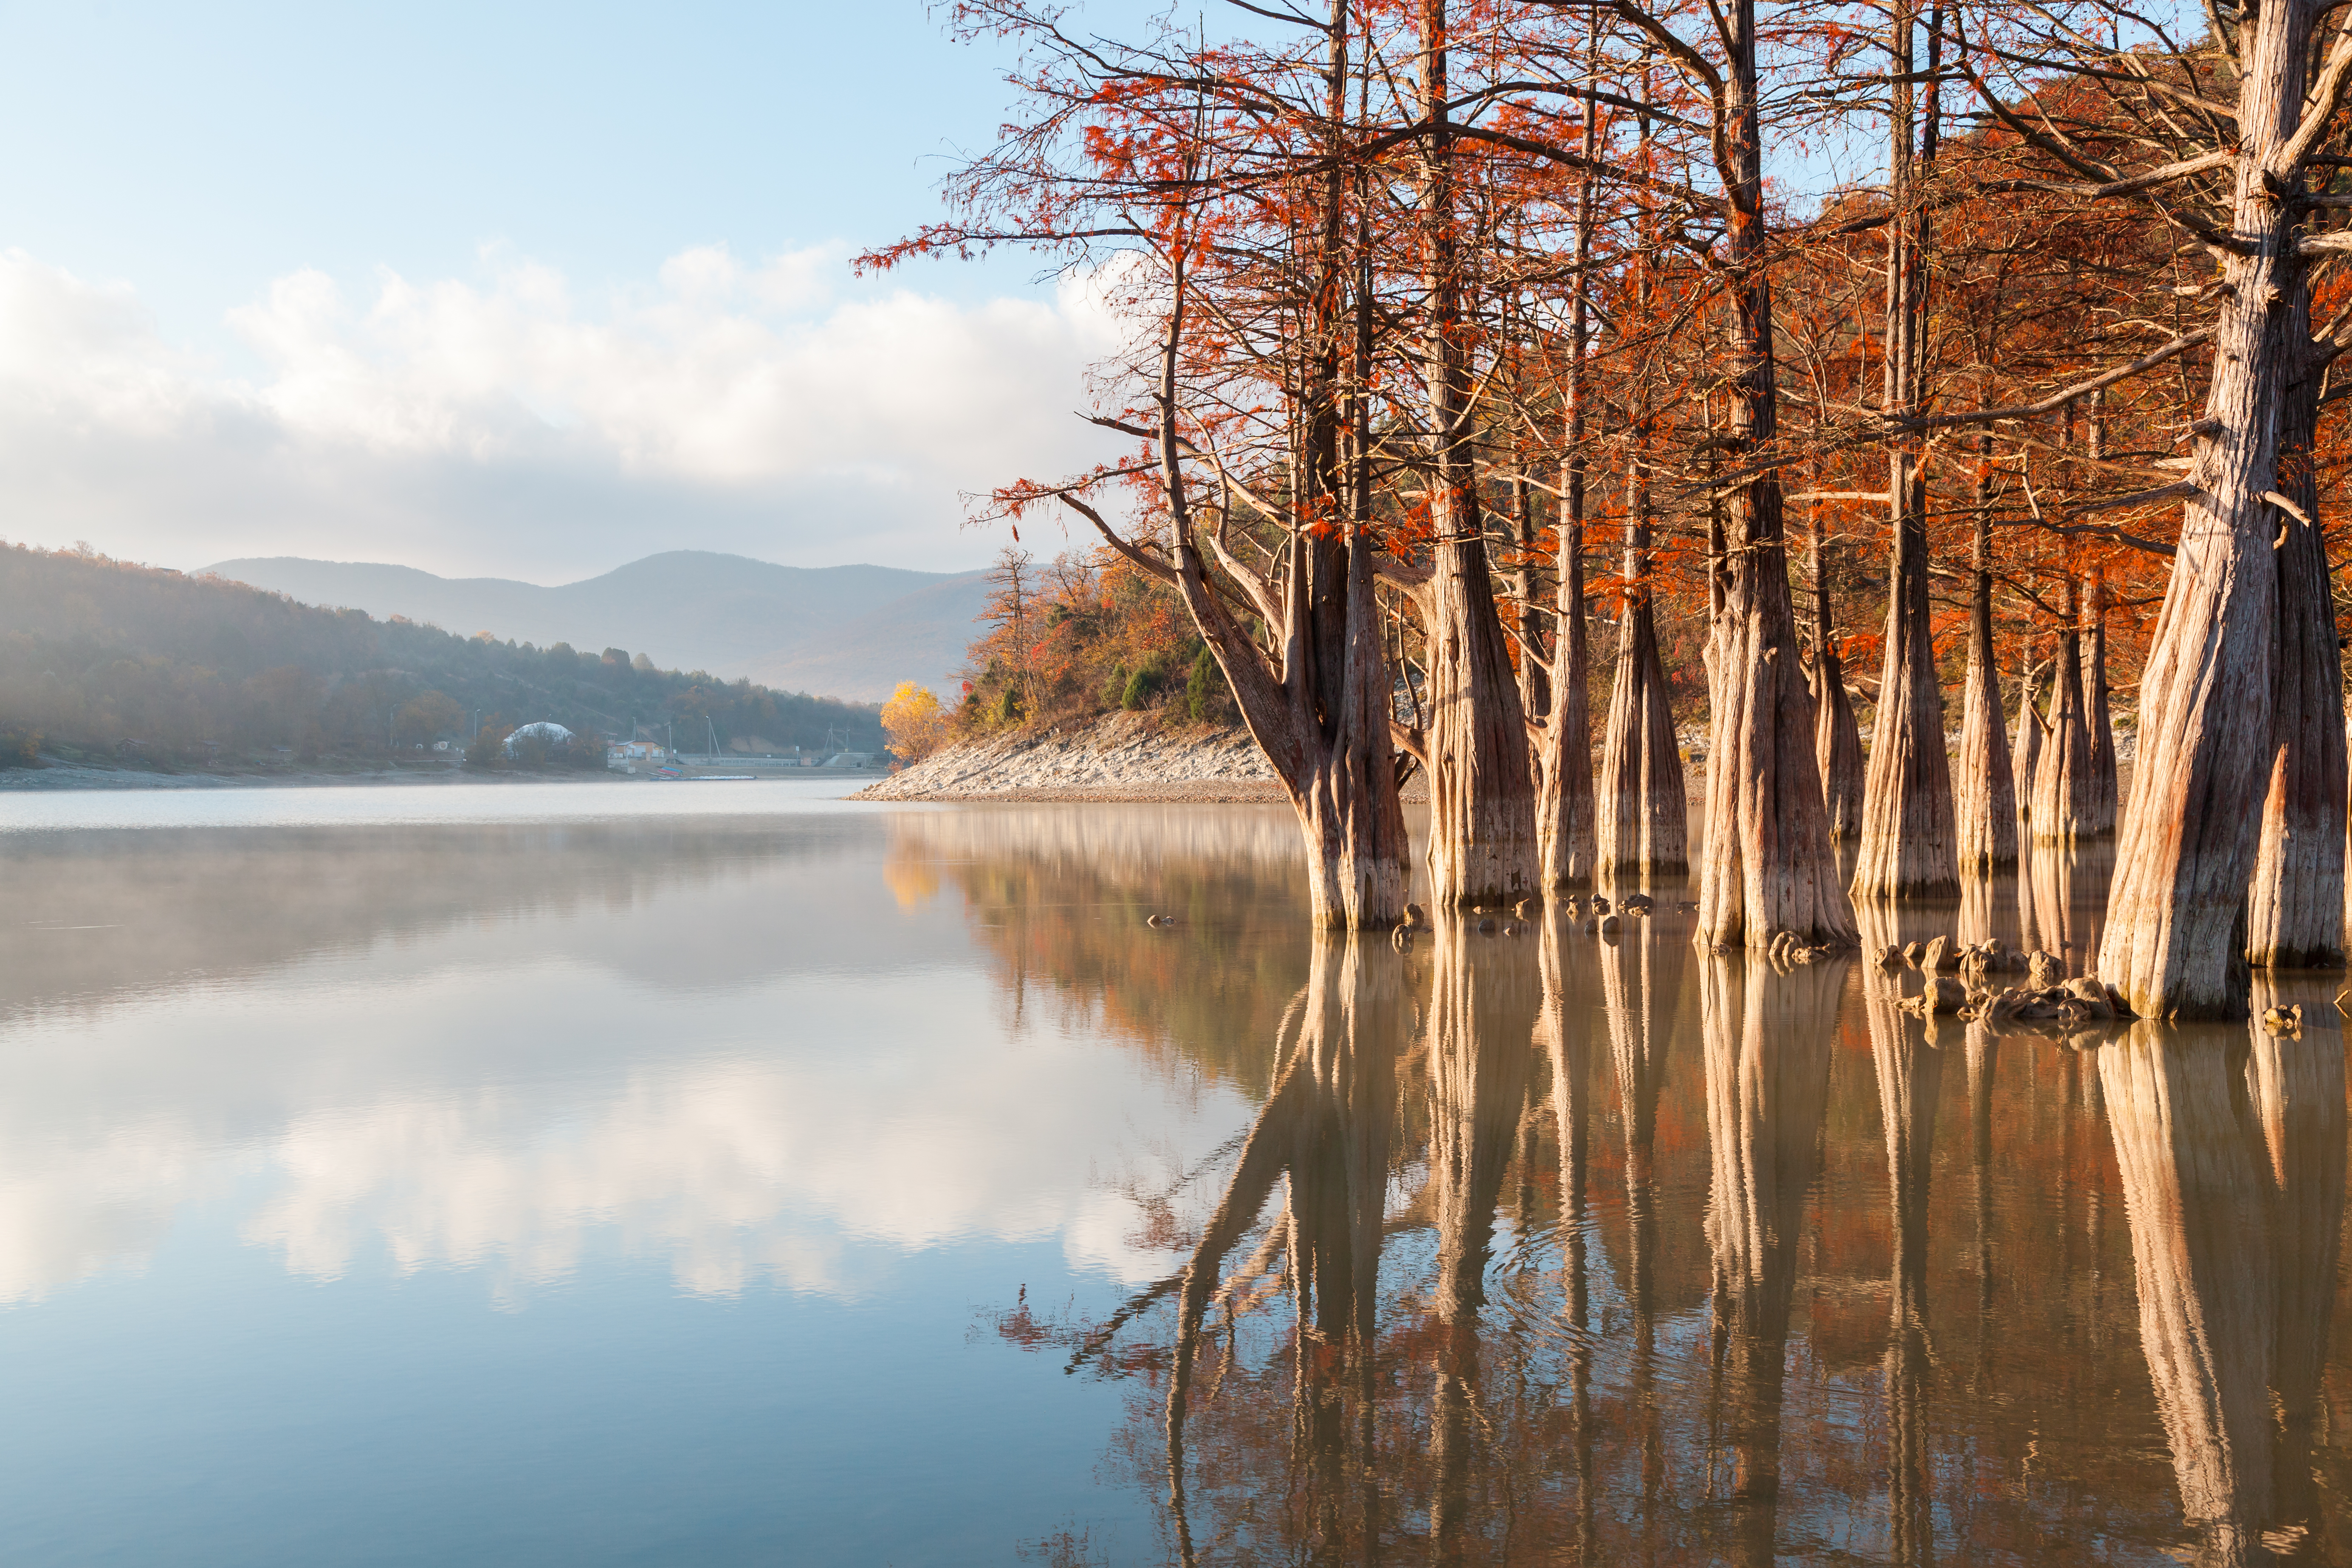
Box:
206 551 990 703
0 543 882 768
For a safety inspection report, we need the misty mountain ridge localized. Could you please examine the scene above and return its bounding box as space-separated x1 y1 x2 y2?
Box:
200 550 989 703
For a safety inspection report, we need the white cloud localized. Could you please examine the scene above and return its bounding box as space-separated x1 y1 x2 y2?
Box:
0 245 1131 578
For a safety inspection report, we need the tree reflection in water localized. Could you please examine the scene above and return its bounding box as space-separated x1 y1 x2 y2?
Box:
1858 950 1940 1567
962 831 2351 1566
2099 998 2347 1568
1700 949 1841 1566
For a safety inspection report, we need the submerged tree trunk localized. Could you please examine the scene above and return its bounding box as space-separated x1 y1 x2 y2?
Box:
1955 440 2017 871
2081 566 2118 834
2034 581 2098 844
1508 468 1550 726
1856 467 1958 894
2246 299 2346 968
1854 0 1957 900
2099 0 2312 1017
1695 0 1856 949
1810 513 1866 841
2012 660 2046 834
1536 28 1601 892
1599 456 1690 879
1069 156 1408 928
1535 435 1597 893
1417 0 1538 908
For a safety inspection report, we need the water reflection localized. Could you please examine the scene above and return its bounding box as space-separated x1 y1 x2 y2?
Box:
8 796 2352 1566
1702 950 1842 1565
2098 1004 2347 1567
1005 840 2351 1565
2023 839 2117 975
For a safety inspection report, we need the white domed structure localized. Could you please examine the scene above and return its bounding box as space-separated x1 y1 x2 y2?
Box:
503 721 575 754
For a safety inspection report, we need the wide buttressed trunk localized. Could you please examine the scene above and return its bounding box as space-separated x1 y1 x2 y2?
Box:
1415 0 1538 910
2246 302 2347 969
1695 0 1856 951
1957 651 2017 872
1425 538 1541 907
1814 646 1866 841
1294 533 1416 928
2099 0 2310 1016
2033 624 2099 844
1699 475 1858 947
1855 466 1959 897
1184 539 1410 931
1598 547 1689 880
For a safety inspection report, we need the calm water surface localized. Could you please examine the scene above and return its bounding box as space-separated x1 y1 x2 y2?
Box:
0 781 2342 1565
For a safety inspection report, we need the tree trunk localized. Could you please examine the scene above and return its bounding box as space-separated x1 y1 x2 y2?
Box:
1810 518 1866 841
2098 0 2310 1017
2246 295 2346 968
2033 581 2098 843
1509 468 1551 724
1100 214 1409 931
2012 660 2046 833
1418 0 1539 908
1536 25 1602 892
1955 443 2018 871
1856 458 1959 894
2082 566 2119 834
1695 0 1856 948
1598 458 1690 879
1536 452 1597 890
1854 0 1957 901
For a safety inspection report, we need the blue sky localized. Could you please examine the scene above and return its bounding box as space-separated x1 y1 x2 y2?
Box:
0 2 1032 352
0 2 1899 585
0 2 1125 580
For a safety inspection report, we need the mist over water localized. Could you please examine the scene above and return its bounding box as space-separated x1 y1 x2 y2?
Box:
0 783 2342 1565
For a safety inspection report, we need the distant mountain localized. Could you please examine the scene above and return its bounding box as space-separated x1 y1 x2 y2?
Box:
200 551 990 702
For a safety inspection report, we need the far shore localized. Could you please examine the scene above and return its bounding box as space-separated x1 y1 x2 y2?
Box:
0 759 623 792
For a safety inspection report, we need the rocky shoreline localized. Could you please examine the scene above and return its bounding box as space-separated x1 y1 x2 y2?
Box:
855 711 1370 804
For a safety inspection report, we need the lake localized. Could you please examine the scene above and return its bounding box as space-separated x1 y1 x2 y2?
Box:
0 780 2341 1565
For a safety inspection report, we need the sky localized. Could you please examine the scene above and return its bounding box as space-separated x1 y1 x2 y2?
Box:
0 1 1134 581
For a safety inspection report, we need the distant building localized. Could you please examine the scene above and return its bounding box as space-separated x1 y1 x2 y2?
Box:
606 738 669 773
